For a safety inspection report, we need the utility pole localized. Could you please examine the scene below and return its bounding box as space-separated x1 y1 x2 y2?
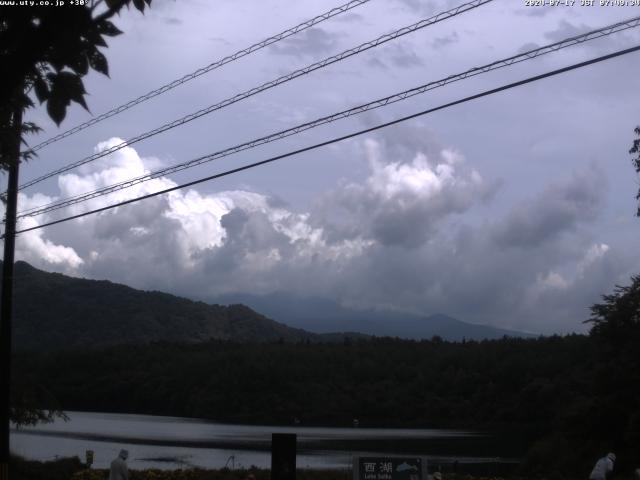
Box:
0 106 22 480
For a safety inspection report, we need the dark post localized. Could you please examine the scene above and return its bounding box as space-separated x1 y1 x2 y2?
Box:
0 107 22 480
271 433 296 480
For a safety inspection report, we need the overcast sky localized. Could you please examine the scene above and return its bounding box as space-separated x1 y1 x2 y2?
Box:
7 0 640 334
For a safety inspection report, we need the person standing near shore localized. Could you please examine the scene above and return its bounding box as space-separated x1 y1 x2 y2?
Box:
589 453 616 480
109 449 129 480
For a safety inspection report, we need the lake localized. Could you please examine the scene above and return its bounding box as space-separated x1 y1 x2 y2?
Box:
11 412 519 470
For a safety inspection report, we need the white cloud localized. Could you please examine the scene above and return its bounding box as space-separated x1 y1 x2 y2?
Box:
7 134 638 335
8 192 84 271
322 137 491 248
577 243 610 278
538 271 569 290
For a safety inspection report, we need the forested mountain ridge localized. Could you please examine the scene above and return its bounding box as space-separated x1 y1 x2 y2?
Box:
6 261 525 352
8 261 320 350
216 292 535 340
8 335 607 474
8 261 640 474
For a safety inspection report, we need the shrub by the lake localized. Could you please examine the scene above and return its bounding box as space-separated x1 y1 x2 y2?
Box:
10 455 85 480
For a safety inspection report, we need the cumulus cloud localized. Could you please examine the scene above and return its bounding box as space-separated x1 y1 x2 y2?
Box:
544 20 593 43
318 138 489 248
13 138 371 298
7 193 84 272
518 42 540 54
542 19 639 54
367 42 423 70
8 135 636 335
269 27 338 58
432 31 459 49
492 165 605 249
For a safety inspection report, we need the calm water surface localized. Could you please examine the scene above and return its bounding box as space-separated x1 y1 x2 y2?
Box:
11 412 515 470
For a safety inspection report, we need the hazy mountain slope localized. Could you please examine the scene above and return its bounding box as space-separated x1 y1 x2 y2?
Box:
216 292 536 340
8 261 318 351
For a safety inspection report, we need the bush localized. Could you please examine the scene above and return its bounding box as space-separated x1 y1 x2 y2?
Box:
10 455 86 480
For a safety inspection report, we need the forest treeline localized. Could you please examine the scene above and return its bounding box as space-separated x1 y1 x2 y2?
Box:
11 333 637 475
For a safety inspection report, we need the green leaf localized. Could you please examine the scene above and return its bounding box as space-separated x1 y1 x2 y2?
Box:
98 20 123 37
132 0 146 12
60 72 88 111
48 71 88 116
21 122 42 135
46 97 67 126
33 76 50 103
20 92 34 109
88 49 109 77
49 57 64 72
69 53 89 75
85 30 108 47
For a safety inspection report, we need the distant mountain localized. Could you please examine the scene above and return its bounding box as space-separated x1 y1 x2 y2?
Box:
215 292 536 341
7 261 322 351
5 261 531 352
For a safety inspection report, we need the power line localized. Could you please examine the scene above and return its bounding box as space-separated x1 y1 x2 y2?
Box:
17 0 493 192
12 44 640 236
27 0 373 153
16 15 640 220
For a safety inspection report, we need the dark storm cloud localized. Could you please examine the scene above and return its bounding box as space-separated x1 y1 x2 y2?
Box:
12 139 637 335
219 208 290 253
330 198 626 334
333 12 365 23
360 120 444 163
367 43 424 69
518 42 540 54
492 166 605 249
269 27 338 58
313 125 496 249
13 0 640 337
330 171 489 249
92 196 172 241
544 20 593 43
432 31 459 49
82 201 189 292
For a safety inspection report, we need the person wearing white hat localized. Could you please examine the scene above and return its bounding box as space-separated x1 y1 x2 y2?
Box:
109 449 129 480
589 453 616 480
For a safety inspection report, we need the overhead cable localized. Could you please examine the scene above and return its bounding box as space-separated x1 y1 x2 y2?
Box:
12 44 640 236
16 15 640 219
17 0 494 192
27 0 374 153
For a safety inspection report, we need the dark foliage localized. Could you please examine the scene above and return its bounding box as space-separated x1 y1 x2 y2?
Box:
8 264 640 473
13 335 603 468
1 1 153 427
9 454 85 480
8 261 318 351
631 127 640 216
583 275 640 473
0 0 152 169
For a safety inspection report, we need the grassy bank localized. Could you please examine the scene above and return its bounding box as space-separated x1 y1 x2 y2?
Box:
10 455 611 480
10 455 85 480
9 456 511 480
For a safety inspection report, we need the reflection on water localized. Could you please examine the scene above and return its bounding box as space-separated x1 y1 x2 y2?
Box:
11 411 516 470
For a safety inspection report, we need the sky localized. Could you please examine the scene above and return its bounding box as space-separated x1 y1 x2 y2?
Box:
6 0 640 334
